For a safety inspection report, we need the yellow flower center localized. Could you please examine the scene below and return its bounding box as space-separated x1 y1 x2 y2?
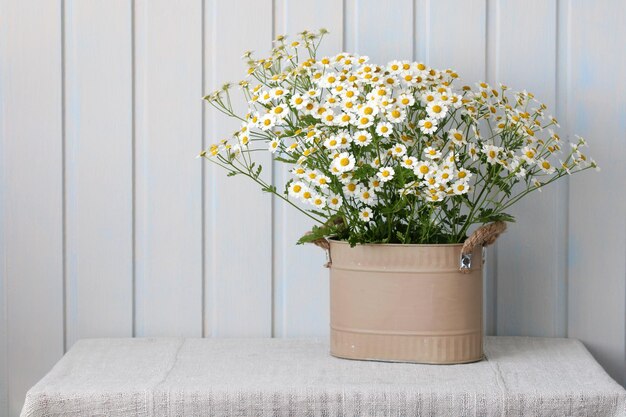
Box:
274 106 284 114
457 184 465 191
453 133 463 141
340 157 350 166
360 117 370 125
363 192 370 199
381 126 389 133
329 139 337 146
542 161 551 169
347 183 357 191
525 151 535 158
302 191 312 199
489 150 496 158
405 159 413 165
293 185 302 193
424 121 433 128
294 98 303 104
432 105 442 113
342 114 350 122
458 171 466 178
364 107 373 115
382 171 390 177
391 110 401 118
401 98 410 105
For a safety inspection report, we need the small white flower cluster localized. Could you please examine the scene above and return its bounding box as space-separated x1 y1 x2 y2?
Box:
203 30 596 243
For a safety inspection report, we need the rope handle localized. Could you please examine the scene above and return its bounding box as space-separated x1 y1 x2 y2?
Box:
311 238 332 268
459 221 507 273
309 221 507 271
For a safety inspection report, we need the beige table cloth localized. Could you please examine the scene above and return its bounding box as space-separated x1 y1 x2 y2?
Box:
21 336 626 416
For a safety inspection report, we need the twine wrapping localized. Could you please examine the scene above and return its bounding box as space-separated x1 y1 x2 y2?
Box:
459 221 507 273
311 238 332 268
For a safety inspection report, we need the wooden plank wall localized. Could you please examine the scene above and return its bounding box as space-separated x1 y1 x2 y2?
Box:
1 0 624 415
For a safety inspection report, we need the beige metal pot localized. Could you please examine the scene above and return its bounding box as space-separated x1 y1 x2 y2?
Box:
327 240 486 364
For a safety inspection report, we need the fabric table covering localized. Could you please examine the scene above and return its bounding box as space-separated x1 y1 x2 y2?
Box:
21 336 626 416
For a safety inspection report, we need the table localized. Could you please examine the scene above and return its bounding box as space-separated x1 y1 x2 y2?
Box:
20 336 626 416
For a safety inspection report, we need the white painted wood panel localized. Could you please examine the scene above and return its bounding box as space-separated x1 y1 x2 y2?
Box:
567 0 626 385
134 0 203 336
345 0 414 62
0 2 65 416
272 0 342 338
493 0 565 337
64 0 134 347
2 1 626 414
203 0 274 337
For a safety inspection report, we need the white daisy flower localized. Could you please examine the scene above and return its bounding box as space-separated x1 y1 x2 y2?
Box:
387 60 403 73
316 175 331 189
448 129 466 145
300 188 314 202
335 132 352 148
397 94 415 108
311 194 327 209
468 143 479 161
257 90 273 104
391 143 407 158
336 112 354 127
332 152 356 173
358 103 380 118
305 170 318 182
369 178 383 191
270 87 287 99
291 166 306 178
359 208 374 222
289 94 307 109
323 136 341 150
343 182 360 196
259 114 277 131
521 146 537 164
401 156 418 170
426 102 448 119
305 89 320 99
353 131 373 147
386 107 406 123
358 188 376 205
538 159 556 174
414 161 432 178
456 168 472 181
421 91 438 105
482 145 501 164
268 139 280 153
355 115 374 129
328 194 343 210
418 118 438 134
376 122 393 137
377 166 395 182
452 180 469 195
436 169 454 184
423 146 442 160
288 181 306 198
270 103 288 119
318 72 339 88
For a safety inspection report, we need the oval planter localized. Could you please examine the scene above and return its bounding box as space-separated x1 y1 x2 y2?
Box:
328 240 483 364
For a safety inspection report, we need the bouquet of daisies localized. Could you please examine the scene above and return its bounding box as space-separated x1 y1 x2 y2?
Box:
202 29 595 245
